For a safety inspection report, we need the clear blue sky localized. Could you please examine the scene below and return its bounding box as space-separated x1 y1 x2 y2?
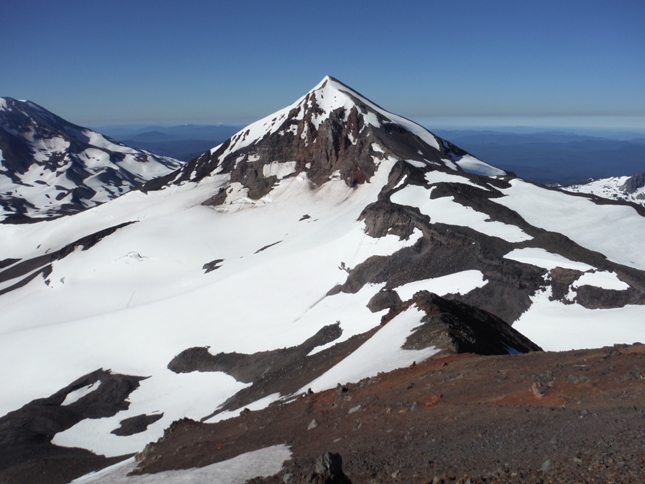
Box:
1 0 644 129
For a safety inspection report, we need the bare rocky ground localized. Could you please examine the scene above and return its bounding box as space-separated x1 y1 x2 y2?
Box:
131 343 645 483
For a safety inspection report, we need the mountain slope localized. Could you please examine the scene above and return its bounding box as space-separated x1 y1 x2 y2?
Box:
564 171 645 207
0 98 182 221
1 77 645 481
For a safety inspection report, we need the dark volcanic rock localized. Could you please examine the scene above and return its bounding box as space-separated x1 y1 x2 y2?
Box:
366 288 403 313
405 291 543 355
0 369 146 484
312 452 352 484
202 258 223 273
111 413 164 436
168 323 343 381
621 171 645 193
131 344 645 483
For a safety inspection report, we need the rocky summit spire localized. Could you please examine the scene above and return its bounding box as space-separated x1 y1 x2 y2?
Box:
151 76 502 205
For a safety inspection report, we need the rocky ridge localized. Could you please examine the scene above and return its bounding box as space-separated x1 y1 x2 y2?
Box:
0 97 181 221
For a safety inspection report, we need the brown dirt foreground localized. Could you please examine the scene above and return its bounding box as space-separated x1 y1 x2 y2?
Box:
135 344 645 483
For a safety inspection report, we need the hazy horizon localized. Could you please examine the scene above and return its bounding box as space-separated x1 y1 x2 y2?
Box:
2 1 643 130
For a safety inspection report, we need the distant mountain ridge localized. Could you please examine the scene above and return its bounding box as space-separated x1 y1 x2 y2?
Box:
434 128 645 184
0 97 182 221
99 124 244 161
565 171 645 206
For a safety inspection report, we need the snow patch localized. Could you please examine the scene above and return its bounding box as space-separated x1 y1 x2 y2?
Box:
455 154 505 177
395 270 487 301
72 444 292 483
573 271 629 291
393 175 407 190
425 171 488 190
503 248 593 272
61 381 101 406
514 288 645 351
443 159 458 171
262 161 297 179
405 160 426 168
493 179 645 270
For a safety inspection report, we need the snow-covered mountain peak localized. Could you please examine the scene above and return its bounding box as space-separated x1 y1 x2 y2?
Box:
0 97 182 221
156 77 503 208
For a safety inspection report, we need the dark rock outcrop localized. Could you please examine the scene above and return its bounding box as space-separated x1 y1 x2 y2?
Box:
0 369 146 483
405 291 543 355
621 171 645 193
111 413 164 436
168 323 343 381
311 452 352 484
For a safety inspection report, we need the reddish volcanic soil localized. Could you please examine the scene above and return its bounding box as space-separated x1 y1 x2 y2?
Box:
134 344 645 483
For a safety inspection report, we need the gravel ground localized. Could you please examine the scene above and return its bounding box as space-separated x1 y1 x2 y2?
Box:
133 343 645 483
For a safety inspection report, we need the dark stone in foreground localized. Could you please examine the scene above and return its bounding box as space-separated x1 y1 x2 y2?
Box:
312 452 352 484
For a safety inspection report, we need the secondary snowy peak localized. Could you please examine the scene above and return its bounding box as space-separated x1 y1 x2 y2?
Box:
0 97 182 221
564 172 645 207
154 76 502 204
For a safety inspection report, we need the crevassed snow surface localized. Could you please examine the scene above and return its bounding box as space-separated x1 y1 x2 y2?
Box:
394 270 487 301
0 157 437 457
492 179 645 270
73 445 291 483
391 184 531 242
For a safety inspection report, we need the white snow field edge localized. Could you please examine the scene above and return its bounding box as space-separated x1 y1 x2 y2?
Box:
73 444 291 484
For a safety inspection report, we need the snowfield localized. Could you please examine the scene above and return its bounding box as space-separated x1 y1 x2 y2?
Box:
493 179 645 270
1 156 447 457
514 288 645 352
